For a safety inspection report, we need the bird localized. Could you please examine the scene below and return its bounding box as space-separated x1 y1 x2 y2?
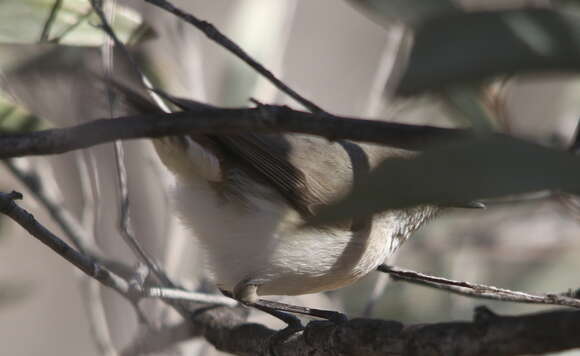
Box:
111 81 447 313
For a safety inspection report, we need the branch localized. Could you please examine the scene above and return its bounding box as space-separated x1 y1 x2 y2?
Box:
91 0 179 291
0 191 130 296
124 304 580 356
0 105 468 159
39 0 63 42
143 0 325 114
2 159 96 254
3 190 580 355
379 264 580 308
0 189 235 305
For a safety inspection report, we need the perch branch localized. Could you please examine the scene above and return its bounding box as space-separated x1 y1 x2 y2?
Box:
0 106 468 159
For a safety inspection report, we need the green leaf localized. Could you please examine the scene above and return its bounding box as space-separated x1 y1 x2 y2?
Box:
397 9 580 95
0 0 143 45
312 135 580 224
345 0 459 26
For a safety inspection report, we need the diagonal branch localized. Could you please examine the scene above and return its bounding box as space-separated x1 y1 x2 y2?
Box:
0 191 130 296
39 0 63 42
379 264 580 308
91 0 179 291
143 0 324 114
2 159 96 255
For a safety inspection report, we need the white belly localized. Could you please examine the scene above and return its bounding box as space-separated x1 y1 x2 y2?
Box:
173 179 400 297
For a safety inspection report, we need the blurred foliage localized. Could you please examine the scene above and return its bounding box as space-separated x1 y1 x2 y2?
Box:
0 95 44 133
314 135 580 224
345 0 459 25
0 0 143 45
397 8 580 95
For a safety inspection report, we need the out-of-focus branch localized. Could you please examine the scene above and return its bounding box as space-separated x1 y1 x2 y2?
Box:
80 278 118 356
3 157 120 352
0 106 468 159
0 191 130 295
379 264 580 308
0 189 236 304
143 0 325 114
39 0 63 41
2 159 96 255
3 152 119 353
91 0 178 291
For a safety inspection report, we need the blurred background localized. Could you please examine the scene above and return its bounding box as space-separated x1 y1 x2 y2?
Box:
0 0 579 355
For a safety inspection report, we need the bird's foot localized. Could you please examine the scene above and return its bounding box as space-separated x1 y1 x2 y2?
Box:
223 284 348 323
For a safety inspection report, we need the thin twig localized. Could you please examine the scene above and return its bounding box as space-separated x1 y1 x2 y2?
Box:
0 189 234 308
80 278 118 356
2 159 96 255
143 0 325 114
144 288 238 307
3 158 118 354
91 0 177 290
379 264 580 308
49 9 94 43
39 0 63 42
0 191 130 295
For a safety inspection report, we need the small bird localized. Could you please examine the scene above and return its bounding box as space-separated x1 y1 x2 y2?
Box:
114 82 441 307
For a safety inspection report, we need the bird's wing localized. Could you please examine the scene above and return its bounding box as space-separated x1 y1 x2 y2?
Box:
214 134 332 217
113 89 396 218
160 93 346 216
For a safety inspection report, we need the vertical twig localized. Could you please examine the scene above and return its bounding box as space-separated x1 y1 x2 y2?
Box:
90 0 177 290
49 9 94 43
80 278 118 356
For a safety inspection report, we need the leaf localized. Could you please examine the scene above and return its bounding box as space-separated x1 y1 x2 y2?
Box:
312 135 580 224
397 8 580 95
0 0 144 45
345 0 459 26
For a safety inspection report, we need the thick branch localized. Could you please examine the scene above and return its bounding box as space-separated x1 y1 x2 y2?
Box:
122 304 580 356
0 105 468 158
